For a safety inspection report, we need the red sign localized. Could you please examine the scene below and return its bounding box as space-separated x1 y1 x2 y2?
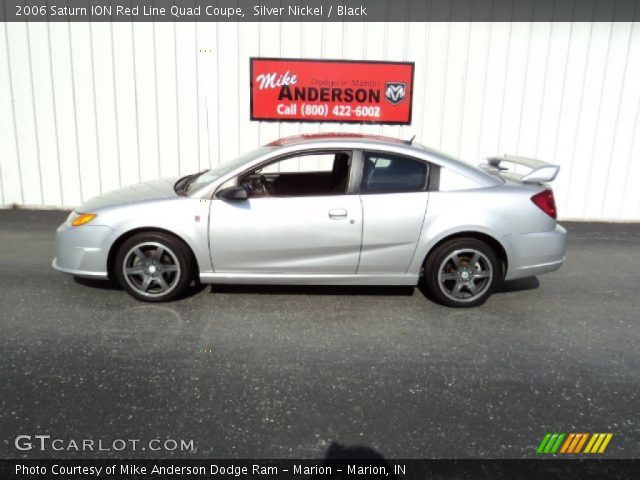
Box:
250 58 414 125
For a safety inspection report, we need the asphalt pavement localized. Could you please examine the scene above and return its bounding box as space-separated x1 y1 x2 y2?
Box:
1 209 639 459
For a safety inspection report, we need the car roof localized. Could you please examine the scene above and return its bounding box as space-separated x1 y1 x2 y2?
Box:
267 133 414 148
265 132 456 160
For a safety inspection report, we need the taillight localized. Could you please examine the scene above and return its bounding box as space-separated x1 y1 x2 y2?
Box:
531 189 557 219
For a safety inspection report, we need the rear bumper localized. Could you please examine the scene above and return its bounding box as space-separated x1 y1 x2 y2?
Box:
52 222 112 279
503 224 567 280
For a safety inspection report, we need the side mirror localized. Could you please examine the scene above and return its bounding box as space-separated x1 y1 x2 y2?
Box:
217 186 248 201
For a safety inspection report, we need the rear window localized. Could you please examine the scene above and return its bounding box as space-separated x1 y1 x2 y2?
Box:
361 152 427 193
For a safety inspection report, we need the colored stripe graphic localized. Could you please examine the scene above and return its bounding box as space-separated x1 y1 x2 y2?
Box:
562 433 587 454
560 433 575 453
598 433 613 453
574 433 589 453
584 434 599 453
537 433 565 454
543 434 559 454
538 433 612 454
550 433 565 453
584 433 614 454
537 433 552 454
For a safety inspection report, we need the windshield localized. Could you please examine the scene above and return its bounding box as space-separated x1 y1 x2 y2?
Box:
185 146 273 194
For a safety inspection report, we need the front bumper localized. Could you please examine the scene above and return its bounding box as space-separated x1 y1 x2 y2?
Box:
503 224 567 281
52 222 113 279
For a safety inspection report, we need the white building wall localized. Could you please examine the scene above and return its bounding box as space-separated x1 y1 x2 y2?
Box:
1 20 640 220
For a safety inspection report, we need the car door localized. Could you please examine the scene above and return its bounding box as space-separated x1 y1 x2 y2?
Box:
357 150 430 274
209 151 363 274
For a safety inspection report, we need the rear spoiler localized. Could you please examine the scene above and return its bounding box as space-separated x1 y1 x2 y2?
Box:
481 155 560 184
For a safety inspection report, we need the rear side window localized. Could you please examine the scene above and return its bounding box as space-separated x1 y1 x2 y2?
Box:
361 152 428 193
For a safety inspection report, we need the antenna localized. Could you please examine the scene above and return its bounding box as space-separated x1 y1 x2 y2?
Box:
405 134 416 145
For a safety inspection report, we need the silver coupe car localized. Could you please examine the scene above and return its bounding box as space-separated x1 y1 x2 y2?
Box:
53 133 566 307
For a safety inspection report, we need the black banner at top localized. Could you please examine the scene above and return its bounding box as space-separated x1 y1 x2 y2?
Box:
1 0 639 22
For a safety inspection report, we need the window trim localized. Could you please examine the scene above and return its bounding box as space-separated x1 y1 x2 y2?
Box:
356 149 432 195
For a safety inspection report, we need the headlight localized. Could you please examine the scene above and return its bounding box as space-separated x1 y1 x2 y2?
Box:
69 212 98 227
66 211 79 225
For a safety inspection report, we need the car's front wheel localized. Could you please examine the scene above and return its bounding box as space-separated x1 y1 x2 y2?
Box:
114 232 194 302
422 237 500 308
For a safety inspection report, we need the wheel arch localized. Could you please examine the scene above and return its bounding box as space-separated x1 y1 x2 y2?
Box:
422 231 508 279
107 227 200 280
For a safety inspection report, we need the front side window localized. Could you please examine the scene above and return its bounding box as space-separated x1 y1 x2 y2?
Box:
186 146 272 195
361 152 428 193
240 151 352 197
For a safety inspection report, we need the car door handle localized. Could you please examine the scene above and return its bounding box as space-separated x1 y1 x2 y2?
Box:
328 208 348 219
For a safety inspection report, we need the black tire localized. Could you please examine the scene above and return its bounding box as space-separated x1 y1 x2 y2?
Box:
114 232 195 302
422 237 500 308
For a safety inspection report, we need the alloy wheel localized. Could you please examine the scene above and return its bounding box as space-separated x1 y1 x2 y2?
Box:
437 248 493 303
122 242 181 298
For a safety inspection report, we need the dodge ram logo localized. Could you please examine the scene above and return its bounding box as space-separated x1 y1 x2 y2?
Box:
385 82 406 105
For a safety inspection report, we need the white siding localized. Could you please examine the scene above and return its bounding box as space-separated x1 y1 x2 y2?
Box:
1 21 639 220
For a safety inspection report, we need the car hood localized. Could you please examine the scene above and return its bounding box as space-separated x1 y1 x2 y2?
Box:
78 177 180 212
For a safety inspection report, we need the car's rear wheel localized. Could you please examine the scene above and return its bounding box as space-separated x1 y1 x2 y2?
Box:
115 232 194 302
422 237 499 308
